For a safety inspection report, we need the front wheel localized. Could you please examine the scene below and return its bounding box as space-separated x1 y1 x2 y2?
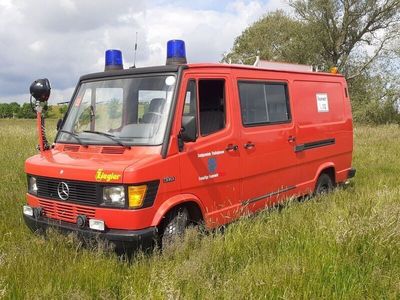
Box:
161 207 189 247
315 173 334 195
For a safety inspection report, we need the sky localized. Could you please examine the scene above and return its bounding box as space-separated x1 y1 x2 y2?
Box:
0 0 289 104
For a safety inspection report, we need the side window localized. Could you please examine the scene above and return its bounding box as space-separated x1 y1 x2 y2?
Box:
238 81 290 126
198 79 225 136
183 80 197 117
75 89 92 132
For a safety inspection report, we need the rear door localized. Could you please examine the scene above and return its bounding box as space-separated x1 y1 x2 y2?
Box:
292 80 350 188
237 80 299 211
179 73 241 226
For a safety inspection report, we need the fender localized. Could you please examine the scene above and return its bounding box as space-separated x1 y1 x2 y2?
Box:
314 162 336 183
150 193 206 227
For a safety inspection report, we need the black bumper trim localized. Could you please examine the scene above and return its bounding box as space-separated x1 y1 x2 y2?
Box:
23 214 158 250
348 168 356 179
242 185 296 206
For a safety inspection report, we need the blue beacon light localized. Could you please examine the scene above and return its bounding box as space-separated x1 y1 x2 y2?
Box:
166 40 187 65
105 49 124 71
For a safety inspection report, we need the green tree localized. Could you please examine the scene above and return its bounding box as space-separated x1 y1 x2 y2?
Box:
108 98 122 119
224 0 400 76
223 11 322 65
0 104 8 118
59 104 68 115
8 102 21 118
46 104 69 119
17 103 36 119
289 0 400 78
0 103 13 118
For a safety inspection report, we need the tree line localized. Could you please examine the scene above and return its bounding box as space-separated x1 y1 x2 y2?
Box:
223 0 400 124
0 102 68 119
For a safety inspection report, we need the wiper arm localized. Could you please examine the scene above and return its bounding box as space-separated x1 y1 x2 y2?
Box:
82 130 131 149
59 130 87 147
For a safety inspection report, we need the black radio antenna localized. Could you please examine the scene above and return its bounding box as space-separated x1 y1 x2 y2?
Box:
133 32 138 68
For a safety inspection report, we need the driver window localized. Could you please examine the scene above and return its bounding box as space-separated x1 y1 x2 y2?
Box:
198 79 225 136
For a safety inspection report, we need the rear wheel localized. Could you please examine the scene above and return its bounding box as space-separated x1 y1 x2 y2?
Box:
315 173 334 195
161 207 189 247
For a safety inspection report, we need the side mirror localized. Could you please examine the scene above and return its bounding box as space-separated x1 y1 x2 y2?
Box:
30 78 51 102
56 118 63 131
180 115 197 142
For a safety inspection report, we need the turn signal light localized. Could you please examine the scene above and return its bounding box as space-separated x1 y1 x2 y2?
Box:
128 185 147 208
329 66 338 74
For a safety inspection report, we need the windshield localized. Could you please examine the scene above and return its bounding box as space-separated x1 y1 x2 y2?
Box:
58 74 176 146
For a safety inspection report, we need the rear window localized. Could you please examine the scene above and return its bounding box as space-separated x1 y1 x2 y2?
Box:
238 81 290 126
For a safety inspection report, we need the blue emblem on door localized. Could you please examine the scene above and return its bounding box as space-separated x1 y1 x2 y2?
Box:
208 157 217 173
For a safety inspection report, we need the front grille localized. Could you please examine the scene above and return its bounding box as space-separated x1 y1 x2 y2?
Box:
31 176 160 210
36 177 98 206
38 199 95 223
142 181 160 208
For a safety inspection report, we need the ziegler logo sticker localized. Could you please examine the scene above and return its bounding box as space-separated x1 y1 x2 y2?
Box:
95 169 121 182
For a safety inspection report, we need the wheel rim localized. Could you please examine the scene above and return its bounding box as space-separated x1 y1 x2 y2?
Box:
162 208 189 245
319 184 329 194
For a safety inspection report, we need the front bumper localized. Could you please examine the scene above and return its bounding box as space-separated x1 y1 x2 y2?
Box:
348 168 356 179
23 213 158 251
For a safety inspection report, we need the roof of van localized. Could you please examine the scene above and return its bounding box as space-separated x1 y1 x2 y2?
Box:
79 63 344 81
186 63 344 77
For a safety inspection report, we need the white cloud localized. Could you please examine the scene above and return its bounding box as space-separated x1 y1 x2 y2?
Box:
0 0 288 104
59 0 77 13
29 41 44 52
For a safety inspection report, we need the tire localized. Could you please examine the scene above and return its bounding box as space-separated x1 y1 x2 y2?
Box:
315 173 334 195
161 207 189 247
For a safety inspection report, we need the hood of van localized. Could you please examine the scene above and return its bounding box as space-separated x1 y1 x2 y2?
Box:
25 144 162 183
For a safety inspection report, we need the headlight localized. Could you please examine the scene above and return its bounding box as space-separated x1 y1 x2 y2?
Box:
102 186 125 207
28 176 38 195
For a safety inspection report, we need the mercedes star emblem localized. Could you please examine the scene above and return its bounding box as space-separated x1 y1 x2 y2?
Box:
57 182 70 200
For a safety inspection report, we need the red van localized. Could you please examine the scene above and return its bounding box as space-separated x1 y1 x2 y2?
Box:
23 41 355 250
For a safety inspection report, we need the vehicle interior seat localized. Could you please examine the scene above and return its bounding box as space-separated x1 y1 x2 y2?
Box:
200 97 224 135
141 98 165 123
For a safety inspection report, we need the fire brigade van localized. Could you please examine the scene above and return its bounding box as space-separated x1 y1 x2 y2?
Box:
23 40 355 250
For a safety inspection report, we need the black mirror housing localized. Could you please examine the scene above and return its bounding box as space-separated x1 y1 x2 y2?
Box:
56 118 63 131
180 115 197 143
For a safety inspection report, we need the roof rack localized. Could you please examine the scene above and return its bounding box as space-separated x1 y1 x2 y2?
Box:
253 57 313 72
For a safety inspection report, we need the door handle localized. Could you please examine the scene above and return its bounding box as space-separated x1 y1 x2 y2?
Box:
226 144 238 152
288 136 296 143
244 142 255 149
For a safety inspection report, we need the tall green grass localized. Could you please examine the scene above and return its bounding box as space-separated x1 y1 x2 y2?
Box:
0 120 399 299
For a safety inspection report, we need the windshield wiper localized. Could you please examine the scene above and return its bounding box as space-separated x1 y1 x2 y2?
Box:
82 130 131 149
59 130 87 147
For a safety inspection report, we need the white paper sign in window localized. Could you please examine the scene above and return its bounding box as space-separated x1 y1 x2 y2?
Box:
316 93 329 112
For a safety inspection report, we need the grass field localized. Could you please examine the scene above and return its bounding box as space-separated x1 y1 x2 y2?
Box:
0 119 399 299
